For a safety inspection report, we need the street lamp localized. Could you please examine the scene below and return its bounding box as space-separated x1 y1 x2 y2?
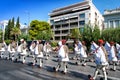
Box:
25 11 30 34
0 20 8 41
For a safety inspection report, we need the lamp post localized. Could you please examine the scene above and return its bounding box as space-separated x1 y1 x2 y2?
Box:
0 20 8 41
2 22 7 41
25 11 30 34
2 24 5 41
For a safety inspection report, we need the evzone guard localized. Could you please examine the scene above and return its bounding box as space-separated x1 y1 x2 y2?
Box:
88 40 108 80
7 40 17 61
73 40 81 63
78 41 87 66
43 42 52 60
109 41 118 71
33 40 44 68
53 40 69 74
17 39 27 63
0 40 7 59
116 43 120 65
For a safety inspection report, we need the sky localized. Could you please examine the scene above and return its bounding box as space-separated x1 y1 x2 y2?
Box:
0 0 120 25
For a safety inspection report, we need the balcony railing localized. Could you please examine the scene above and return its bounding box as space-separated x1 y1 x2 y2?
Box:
54 26 70 31
54 32 69 36
79 18 85 21
70 19 78 22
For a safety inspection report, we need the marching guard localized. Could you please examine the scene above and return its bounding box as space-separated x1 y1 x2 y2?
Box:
34 40 43 68
29 41 36 55
109 41 118 71
0 40 7 59
29 41 36 64
116 43 120 64
79 41 88 66
89 40 108 80
8 40 17 61
73 40 81 61
43 42 52 60
53 40 69 74
17 39 27 63
45 42 52 60
74 40 88 66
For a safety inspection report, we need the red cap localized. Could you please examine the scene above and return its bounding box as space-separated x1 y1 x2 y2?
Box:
110 41 114 45
98 39 104 44
62 39 66 45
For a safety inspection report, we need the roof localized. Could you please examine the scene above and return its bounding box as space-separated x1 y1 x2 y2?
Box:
52 1 89 13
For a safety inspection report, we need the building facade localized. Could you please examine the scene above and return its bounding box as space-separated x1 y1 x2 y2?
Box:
49 0 103 41
103 8 120 29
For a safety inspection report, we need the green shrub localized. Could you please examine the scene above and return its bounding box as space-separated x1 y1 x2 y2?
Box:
5 40 11 45
51 41 58 47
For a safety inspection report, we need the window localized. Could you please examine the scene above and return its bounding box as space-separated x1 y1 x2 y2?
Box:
55 31 60 34
110 21 113 28
62 36 66 39
79 13 85 18
107 21 109 28
89 13 91 18
95 12 97 17
79 21 85 25
55 37 60 40
115 20 119 28
55 25 60 29
50 20 54 25
62 30 69 34
51 25 53 29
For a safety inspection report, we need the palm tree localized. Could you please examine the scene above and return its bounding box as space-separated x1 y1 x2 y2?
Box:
10 27 21 41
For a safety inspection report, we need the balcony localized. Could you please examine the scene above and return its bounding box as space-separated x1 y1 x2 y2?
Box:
54 22 61 25
54 27 61 31
79 18 85 21
54 32 69 36
54 34 61 36
70 26 78 29
60 33 69 36
70 19 78 23
62 21 69 24
62 27 70 30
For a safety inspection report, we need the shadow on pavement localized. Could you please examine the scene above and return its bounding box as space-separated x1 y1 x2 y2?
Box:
52 59 58 62
45 65 55 72
87 64 96 68
69 70 89 80
68 61 76 65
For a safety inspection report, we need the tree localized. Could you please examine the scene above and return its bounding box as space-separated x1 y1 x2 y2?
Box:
0 29 3 41
101 28 120 43
70 28 81 40
5 17 21 40
79 24 93 49
10 27 21 41
81 24 92 42
5 19 11 40
19 33 29 41
29 20 52 40
16 17 20 29
92 25 100 42
11 17 15 28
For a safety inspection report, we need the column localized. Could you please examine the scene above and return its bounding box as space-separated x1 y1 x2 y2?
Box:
77 14 79 28
108 21 110 28
119 20 120 27
113 20 116 28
